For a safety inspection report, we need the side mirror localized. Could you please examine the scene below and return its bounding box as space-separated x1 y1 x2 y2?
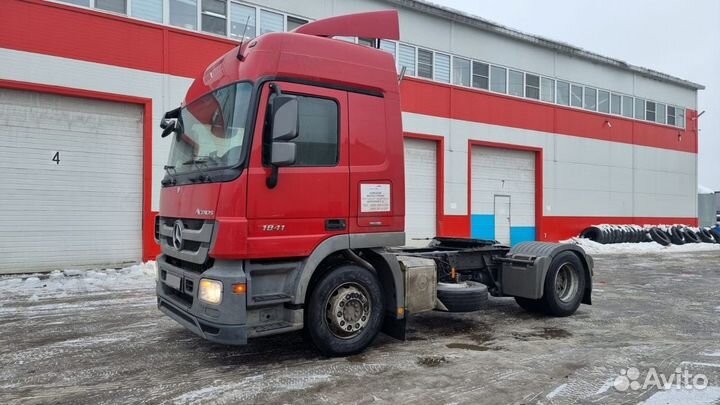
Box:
160 118 178 138
270 95 299 142
270 142 296 166
266 92 299 188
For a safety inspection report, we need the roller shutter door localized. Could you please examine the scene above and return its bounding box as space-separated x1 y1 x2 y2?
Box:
0 88 143 273
404 138 437 246
471 146 535 245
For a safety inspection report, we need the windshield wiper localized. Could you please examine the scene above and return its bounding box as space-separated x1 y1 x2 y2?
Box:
182 158 213 183
161 165 177 186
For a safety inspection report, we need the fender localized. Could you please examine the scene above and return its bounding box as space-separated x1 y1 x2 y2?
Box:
502 242 593 304
290 232 406 307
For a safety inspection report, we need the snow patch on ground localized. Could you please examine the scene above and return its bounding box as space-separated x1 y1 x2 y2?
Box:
640 386 720 405
0 262 156 297
561 238 720 255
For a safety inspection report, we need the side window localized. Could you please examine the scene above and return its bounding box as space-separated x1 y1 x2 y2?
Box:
289 96 339 167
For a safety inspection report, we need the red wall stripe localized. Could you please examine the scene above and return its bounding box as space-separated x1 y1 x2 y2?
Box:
4 0 237 79
401 78 697 154
542 216 699 242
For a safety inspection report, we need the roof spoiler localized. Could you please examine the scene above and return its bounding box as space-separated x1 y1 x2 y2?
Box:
293 10 400 41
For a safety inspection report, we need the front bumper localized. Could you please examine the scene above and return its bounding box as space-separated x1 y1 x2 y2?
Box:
156 255 249 345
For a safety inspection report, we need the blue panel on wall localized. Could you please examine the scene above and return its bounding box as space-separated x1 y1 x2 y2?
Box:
471 215 495 240
510 227 536 245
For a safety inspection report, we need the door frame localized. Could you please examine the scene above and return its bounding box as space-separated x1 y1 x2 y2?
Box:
467 139 543 241
0 79 155 261
403 132 444 238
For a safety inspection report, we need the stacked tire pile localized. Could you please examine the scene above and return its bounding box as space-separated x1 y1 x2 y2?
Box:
579 224 720 246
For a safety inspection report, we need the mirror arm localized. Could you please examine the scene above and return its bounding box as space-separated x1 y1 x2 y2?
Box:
266 165 279 189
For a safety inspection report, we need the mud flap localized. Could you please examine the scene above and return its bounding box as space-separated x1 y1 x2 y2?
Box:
500 255 550 299
381 313 406 341
499 242 593 302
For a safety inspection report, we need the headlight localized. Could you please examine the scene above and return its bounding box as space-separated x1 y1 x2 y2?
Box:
198 279 223 305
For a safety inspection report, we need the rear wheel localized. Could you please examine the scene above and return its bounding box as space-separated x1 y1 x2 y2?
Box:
306 264 384 357
515 252 586 316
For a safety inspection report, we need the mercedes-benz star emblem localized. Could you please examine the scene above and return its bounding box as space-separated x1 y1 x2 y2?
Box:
172 220 184 250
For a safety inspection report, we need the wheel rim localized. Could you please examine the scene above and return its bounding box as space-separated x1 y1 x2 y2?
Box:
324 282 372 339
554 262 579 303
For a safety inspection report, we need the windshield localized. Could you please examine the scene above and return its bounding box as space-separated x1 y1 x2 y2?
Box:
165 82 253 176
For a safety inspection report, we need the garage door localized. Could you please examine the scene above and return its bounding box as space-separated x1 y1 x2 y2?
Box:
0 88 143 273
404 138 437 246
471 146 535 245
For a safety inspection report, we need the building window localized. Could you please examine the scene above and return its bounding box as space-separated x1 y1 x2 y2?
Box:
380 40 397 59
645 101 656 122
677 108 685 128
571 84 583 107
656 103 666 124
667 106 676 126
472 61 489 90
417 48 433 79
610 93 622 115
291 96 339 166
132 0 162 22
584 87 597 111
453 57 471 87
622 95 634 118
59 0 90 6
170 0 197 30
598 90 610 113
556 80 570 106
96 0 126 13
540 77 555 103
508 70 524 97
201 0 227 36
525 74 540 100
358 38 376 47
286 16 307 31
490 65 506 93
398 44 416 76
230 3 256 40
634 98 645 119
435 53 451 83
260 9 283 34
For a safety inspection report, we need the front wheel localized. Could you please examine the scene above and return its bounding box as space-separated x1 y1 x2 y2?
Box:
305 264 385 357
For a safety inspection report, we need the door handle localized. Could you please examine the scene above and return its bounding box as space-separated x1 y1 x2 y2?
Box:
325 219 347 231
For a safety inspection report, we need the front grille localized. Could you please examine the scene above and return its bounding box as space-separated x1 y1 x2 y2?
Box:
158 216 215 266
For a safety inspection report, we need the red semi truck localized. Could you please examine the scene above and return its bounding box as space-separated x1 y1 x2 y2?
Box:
155 10 593 356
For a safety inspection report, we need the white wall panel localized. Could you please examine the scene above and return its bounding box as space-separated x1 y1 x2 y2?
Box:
403 112 697 219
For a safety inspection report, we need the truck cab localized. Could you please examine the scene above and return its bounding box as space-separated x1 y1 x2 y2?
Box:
156 11 593 356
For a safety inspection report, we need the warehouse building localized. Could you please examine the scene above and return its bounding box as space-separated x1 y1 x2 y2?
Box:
0 0 703 272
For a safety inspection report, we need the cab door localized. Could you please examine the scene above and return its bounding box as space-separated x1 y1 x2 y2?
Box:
246 82 349 258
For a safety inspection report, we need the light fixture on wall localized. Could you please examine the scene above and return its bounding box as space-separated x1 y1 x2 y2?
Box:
604 120 612 128
691 110 706 121
678 132 682 142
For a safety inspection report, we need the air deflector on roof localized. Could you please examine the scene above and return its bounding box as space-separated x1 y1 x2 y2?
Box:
293 10 400 41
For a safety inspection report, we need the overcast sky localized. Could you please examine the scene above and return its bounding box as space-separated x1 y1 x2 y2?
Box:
432 0 720 191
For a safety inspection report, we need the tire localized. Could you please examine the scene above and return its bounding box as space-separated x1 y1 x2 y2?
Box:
580 226 604 243
710 228 720 244
539 251 586 317
305 264 384 357
683 228 701 243
437 281 489 312
698 228 715 243
649 227 672 246
669 227 686 245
